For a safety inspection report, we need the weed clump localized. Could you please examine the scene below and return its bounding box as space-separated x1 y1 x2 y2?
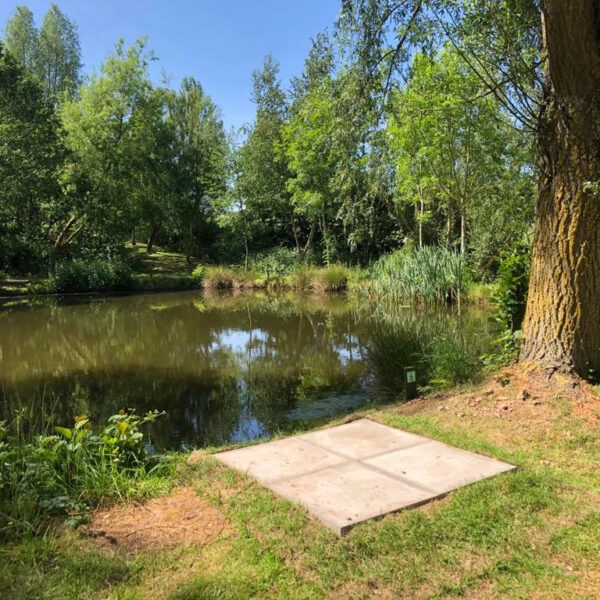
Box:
0 410 168 538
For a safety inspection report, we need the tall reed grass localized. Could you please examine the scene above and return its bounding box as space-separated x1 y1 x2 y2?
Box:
370 247 467 304
365 306 491 398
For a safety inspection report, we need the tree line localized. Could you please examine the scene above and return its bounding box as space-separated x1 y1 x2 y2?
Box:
1 2 534 278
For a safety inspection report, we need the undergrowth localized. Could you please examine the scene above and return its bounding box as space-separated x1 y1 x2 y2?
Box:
0 410 171 539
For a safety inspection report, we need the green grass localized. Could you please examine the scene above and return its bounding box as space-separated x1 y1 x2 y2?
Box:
370 247 468 304
126 243 194 275
2 380 600 599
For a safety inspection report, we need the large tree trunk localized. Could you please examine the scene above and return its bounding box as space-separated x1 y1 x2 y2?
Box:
520 1 600 376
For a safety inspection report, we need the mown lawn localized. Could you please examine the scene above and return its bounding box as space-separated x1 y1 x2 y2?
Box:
1 370 599 599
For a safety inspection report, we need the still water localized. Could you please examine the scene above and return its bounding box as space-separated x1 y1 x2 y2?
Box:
0 291 493 450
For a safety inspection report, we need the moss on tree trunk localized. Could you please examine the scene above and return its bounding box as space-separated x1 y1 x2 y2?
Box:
520 0 600 377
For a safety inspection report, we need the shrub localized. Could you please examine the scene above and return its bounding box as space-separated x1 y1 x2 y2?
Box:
493 243 530 333
53 258 133 293
485 242 531 364
250 247 299 278
0 410 166 537
313 264 349 291
370 247 467 303
191 264 206 285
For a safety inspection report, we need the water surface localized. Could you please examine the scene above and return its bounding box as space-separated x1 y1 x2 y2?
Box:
0 291 493 449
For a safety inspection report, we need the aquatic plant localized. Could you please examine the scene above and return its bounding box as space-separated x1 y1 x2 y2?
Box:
370 247 467 304
366 307 489 398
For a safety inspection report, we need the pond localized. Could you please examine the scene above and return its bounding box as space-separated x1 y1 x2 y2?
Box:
0 291 494 450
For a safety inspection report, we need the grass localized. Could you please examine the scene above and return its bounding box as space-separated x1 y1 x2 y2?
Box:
369 246 468 304
0 245 498 306
2 371 600 599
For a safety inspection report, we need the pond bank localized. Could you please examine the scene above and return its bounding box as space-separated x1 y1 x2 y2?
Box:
2 365 599 599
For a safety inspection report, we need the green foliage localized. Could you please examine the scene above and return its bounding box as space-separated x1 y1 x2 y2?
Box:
191 264 206 284
35 3 81 98
371 247 467 303
0 410 166 537
250 247 299 278
388 47 535 269
52 257 133 292
0 42 65 273
366 308 489 398
494 243 531 333
4 3 81 99
2 3 537 291
485 243 531 363
311 264 349 291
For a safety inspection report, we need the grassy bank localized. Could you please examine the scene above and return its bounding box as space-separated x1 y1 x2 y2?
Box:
1 245 497 305
2 367 599 599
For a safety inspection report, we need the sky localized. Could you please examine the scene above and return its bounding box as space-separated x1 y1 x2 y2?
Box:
0 0 341 131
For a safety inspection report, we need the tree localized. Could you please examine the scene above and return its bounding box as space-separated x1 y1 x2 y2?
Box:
0 42 65 272
57 39 153 261
3 3 81 99
283 77 339 263
518 1 600 376
389 48 534 264
235 55 296 256
36 3 81 98
167 77 227 261
3 5 37 70
343 0 600 377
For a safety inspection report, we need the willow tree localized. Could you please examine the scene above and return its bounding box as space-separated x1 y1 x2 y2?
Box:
518 1 600 376
343 0 600 377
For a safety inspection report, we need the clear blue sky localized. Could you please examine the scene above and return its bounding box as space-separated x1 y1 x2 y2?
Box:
1 0 341 130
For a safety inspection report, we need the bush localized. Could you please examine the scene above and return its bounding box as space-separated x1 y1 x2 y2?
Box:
0 410 166 537
53 258 133 293
485 242 531 364
370 247 467 303
250 247 299 278
493 243 530 333
313 264 349 291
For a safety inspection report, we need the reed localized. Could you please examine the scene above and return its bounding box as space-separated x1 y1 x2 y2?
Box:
370 247 467 304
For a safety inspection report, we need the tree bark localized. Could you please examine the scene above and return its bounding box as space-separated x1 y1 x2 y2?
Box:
146 224 160 254
299 217 318 263
460 202 466 255
520 0 600 376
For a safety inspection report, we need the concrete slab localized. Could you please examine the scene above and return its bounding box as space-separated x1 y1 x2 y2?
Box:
216 437 345 483
364 440 515 495
269 461 434 534
214 418 516 534
298 418 428 460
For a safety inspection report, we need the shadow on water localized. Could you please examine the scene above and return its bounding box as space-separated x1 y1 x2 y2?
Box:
0 290 494 449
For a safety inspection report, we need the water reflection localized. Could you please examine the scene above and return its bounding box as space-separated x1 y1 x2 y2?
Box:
0 291 494 449
0 292 370 449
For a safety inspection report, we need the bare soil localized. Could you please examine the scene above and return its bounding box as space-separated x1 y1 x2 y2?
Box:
86 486 233 554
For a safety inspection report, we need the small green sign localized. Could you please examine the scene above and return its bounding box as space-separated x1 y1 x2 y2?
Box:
406 370 416 384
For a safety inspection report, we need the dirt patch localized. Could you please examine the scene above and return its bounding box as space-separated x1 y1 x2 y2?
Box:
86 487 233 554
393 364 599 437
